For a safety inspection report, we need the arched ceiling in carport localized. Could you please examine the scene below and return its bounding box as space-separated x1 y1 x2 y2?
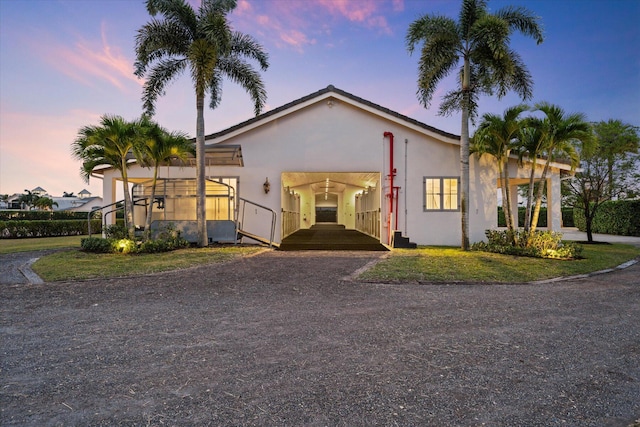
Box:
282 172 379 192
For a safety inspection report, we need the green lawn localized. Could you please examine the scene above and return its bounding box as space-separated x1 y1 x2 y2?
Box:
3 236 639 283
32 246 265 282
0 235 83 254
358 243 640 283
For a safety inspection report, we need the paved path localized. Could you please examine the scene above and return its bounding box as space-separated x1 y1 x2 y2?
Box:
0 250 54 285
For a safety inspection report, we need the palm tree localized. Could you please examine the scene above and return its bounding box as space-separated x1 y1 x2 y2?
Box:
34 197 58 211
137 117 193 238
406 0 543 249
135 0 269 247
18 189 38 210
526 102 594 233
592 120 640 199
472 104 528 236
72 115 143 239
516 117 546 232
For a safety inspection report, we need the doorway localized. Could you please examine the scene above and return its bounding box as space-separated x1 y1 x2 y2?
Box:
315 207 337 223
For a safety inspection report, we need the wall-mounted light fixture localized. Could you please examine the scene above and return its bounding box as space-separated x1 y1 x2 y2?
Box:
263 177 270 194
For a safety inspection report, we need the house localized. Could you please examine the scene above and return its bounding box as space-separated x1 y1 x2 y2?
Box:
51 190 103 213
97 85 571 247
4 188 103 213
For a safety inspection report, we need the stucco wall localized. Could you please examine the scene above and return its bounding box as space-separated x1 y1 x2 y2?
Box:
100 90 547 246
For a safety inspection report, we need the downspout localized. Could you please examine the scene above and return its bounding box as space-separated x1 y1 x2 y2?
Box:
404 138 408 234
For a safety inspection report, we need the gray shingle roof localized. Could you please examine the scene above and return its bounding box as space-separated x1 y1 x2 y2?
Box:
204 85 460 142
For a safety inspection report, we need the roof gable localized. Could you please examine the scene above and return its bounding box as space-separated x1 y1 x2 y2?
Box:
204 85 461 145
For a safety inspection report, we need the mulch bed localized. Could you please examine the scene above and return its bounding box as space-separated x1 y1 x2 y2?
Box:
1 250 639 426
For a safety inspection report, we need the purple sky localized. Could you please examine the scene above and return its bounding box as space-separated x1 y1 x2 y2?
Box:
1 0 638 198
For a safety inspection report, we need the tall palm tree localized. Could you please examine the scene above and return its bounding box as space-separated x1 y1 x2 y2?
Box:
135 0 269 247
137 117 193 237
406 0 543 249
526 102 593 233
72 115 142 239
472 104 528 235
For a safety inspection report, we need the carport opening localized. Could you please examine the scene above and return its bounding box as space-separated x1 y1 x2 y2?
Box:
281 172 382 247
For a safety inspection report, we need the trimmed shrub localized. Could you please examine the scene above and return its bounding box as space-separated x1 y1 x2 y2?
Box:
81 237 113 253
574 200 640 236
0 219 102 238
472 229 582 259
0 210 99 221
80 223 189 254
105 224 129 240
562 208 574 227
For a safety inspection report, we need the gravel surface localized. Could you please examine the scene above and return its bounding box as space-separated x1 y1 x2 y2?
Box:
1 250 639 426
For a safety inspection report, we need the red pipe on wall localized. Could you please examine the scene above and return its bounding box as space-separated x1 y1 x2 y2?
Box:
384 131 397 241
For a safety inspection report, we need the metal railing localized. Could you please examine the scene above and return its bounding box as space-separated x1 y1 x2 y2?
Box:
237 197 277 248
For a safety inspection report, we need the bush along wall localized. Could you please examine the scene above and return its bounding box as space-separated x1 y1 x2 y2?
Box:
0 210 98 221
0 219 102 238
574 200 640 236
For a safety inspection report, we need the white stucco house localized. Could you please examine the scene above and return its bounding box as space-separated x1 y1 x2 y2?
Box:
96 85 571 247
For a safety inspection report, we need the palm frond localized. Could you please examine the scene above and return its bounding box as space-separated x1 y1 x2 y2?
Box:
496 5 544 44
229 31 269 71
135 19 191 76
215 55 267 116
142 58 187 115
459 0 487 38
146 0 197 35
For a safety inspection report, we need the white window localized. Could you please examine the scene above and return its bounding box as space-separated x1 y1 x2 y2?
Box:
424 177 459 211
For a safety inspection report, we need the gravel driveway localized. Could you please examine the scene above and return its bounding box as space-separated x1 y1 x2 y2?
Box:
1 250 639 426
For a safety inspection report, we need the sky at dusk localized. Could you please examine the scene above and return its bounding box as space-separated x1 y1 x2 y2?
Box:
1 0 639 198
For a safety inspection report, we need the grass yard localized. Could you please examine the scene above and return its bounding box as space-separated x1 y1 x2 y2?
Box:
32 246 265 282
4 235 639 283
0 235 83 254
358 243 640 283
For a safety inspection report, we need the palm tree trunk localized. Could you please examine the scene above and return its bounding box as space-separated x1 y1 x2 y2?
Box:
144 165 159 240
121 166 135 239
501 158 518 246
460 57 471 250
196 95 208 247
498 160 511 230
530 161 550 233
501 157 517 232
523 159 537 234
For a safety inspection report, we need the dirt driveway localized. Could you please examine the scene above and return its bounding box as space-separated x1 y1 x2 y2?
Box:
1 250 639 426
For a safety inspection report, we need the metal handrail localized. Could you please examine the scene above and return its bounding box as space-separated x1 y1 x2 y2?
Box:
87 200 125 238
238 197 277 247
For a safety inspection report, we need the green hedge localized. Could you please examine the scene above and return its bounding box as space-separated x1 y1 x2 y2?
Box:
497 207 575 228
574 200 640 236
497 207 548 228
0 210 99 221
0 219 102 238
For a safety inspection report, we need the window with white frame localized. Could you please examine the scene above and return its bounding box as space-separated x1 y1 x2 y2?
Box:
423 177 459 211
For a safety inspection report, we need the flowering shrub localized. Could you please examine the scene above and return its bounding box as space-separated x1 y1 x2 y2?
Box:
472 230 582 259
81 223 189 254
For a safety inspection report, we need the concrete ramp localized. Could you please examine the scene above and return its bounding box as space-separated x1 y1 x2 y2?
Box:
279 224 388 251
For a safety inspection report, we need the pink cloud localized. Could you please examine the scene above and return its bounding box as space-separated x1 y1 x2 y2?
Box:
37 22 142 92
236 0 253 14
232 0 399 52
280 29 315 52
316 0 393 34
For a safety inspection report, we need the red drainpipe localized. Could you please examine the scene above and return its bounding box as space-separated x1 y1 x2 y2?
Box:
384 131 397 243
